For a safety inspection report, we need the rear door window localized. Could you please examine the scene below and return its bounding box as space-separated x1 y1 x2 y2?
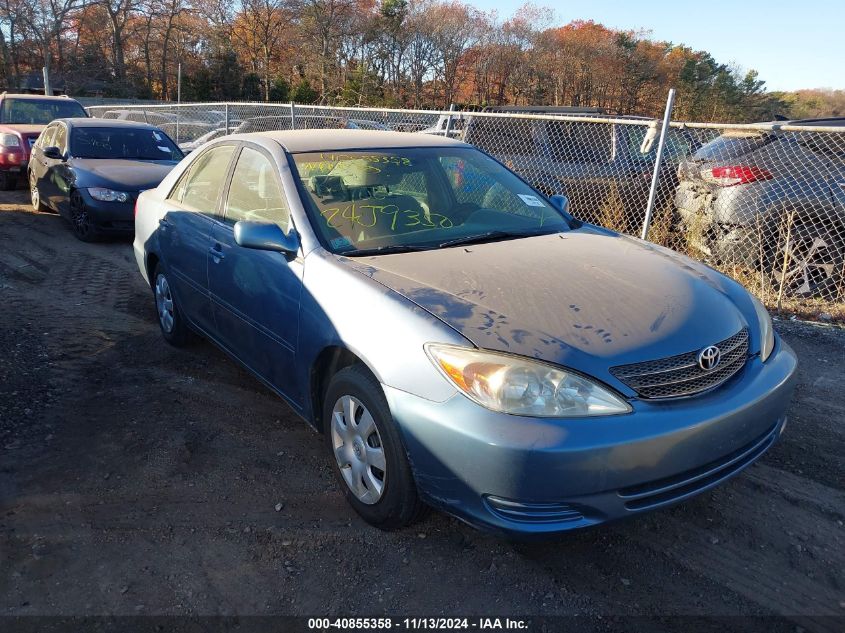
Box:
169 144 236 216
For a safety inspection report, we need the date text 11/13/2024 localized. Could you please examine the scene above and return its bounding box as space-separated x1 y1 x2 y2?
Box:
307 617 530 630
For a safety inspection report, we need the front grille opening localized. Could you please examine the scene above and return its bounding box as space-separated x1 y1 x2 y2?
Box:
611 328 749 399
485 496 584 524
618 422 779 510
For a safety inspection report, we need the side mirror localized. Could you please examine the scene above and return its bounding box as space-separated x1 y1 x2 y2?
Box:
43 146 65 160
549 194 572 219
234 220 299 255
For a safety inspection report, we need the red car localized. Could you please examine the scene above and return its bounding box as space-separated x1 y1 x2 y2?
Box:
0 93 88 190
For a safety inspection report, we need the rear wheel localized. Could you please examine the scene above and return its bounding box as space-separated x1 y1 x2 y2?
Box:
69 190 99 242
769 219 844 298
29 173 48 212
324 365 425 530
153 264 192 347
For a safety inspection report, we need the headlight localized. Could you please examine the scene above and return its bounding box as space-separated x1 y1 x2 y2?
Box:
0 133 20 147
425 343 631 417
88 187 130 203
750 294 774 362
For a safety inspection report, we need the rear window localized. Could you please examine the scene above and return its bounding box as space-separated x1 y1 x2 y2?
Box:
545 121 613 163
625 127 692 160
464 118 536 155
1 98 87 124
694 132 774 161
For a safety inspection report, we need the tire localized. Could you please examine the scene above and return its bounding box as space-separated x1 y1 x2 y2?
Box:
69 190 99 242
323 365 425 530
152 263 192 347
29 173 48 212
767 218 844 299
0 171 17 191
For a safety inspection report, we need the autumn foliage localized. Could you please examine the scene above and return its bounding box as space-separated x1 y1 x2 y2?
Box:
0 0 819 121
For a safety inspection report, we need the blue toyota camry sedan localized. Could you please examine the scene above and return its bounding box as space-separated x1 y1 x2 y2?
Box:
133 129 797 536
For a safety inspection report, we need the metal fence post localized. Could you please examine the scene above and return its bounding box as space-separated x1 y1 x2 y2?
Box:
444 103 456 138
290 102 296 130
224 103 230 134
641 88 676 241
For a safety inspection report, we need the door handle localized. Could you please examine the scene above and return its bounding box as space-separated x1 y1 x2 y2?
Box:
208 244 225 262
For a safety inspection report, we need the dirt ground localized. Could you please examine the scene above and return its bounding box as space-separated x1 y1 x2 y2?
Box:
1 188 843 632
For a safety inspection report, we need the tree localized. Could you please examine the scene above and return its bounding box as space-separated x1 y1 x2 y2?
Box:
100 0 138 87
427 0 479 106
232 0 290 101
296 0 357 103
20 0 90 89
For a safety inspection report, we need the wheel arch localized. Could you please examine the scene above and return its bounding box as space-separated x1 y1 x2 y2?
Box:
309 345 379 433
145 251 160 288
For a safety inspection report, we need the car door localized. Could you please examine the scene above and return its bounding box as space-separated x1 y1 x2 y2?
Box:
46 123 72 212
208 144 303 402
159 143 237 335
30 124 56 203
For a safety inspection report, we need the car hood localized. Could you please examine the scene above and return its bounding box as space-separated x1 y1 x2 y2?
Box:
71 159 178 191
1 124 44 136
339 228 749 384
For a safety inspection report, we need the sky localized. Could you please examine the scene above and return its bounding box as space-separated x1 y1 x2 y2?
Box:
469 0 844 92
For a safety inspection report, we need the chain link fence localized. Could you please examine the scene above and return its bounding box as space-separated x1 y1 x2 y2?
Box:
86 101 845 321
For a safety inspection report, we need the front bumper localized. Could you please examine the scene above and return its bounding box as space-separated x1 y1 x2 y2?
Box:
386 336 797 537
78 189 136 233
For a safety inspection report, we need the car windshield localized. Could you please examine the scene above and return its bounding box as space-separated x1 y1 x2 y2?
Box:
292 147 570 255
71 127 183 161
1 98 87 124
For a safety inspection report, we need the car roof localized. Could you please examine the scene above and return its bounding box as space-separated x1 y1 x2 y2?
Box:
236 129 466 153
57 117 157 129
0 93 79 102
786 117 845 127
243 115 343 121
482 105 605 114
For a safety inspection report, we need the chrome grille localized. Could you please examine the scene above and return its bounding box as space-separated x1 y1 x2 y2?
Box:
611 328 749 399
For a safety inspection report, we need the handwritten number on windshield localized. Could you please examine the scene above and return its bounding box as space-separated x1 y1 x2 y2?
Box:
321 203 453 231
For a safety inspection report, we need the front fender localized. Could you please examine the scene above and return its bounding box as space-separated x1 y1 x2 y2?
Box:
298 250 467 414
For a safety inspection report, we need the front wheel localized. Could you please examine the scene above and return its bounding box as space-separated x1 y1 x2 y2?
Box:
69 190 99 242
324 365 425 530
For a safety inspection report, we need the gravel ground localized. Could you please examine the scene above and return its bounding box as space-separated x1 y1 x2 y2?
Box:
0 189 843 632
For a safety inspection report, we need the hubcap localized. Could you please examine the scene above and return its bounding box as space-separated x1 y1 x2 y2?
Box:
155 274 175 333
30 179 40 210
330 395 386 505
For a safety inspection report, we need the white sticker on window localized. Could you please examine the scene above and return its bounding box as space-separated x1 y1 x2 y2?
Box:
517 194 546 207
152 132 162 141
157 146 170 153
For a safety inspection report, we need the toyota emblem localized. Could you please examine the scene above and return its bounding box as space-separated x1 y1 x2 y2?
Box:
698 345 721 371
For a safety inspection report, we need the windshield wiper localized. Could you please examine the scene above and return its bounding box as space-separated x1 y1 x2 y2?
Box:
436 230 550 249
343 244 430 257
